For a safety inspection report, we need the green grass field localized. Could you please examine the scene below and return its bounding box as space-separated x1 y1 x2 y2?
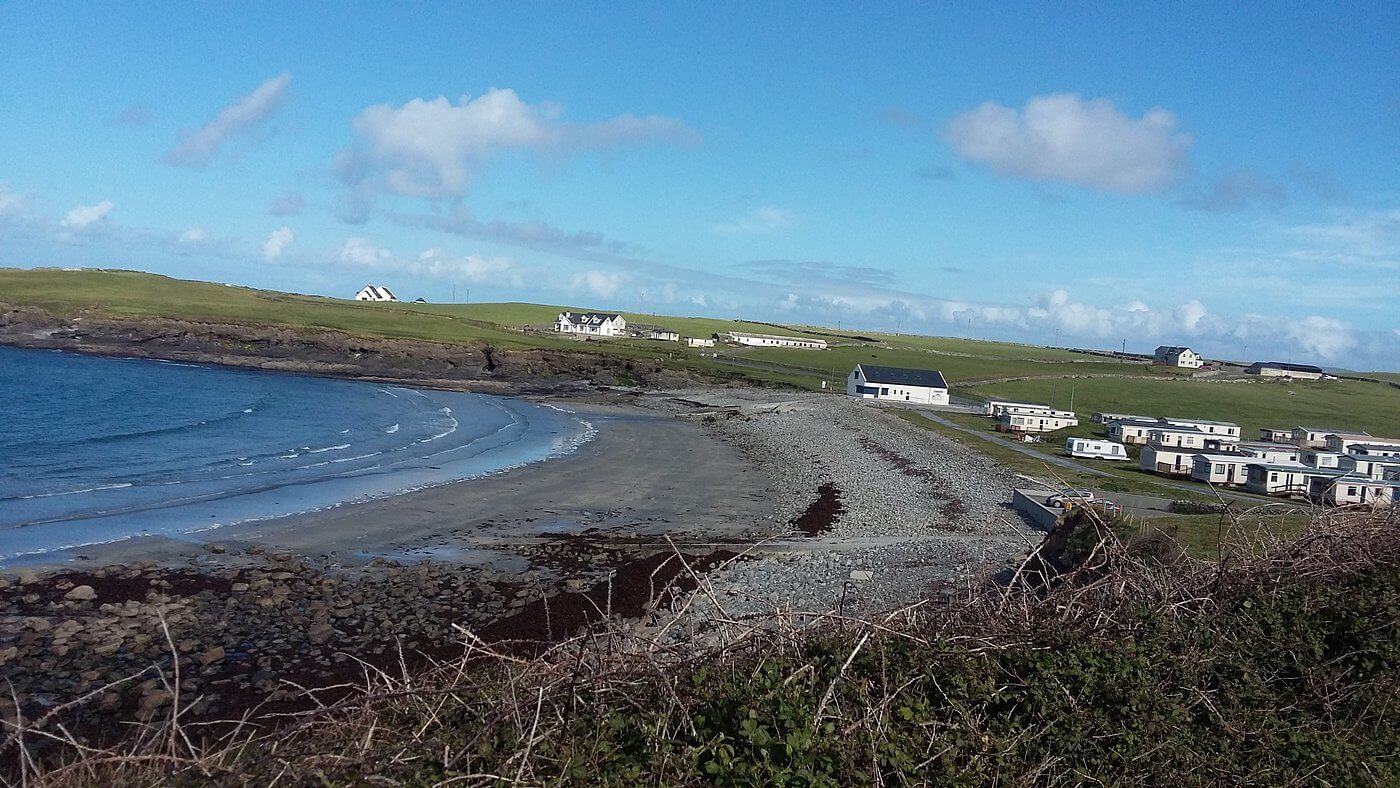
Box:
964 376 1400 440
4 269 1398 435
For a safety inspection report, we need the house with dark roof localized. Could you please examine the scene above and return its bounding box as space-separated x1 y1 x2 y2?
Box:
1153 345 1204 368
1245 361 1325 380
846 364 949 406
555 311 627 337
355 284 398 302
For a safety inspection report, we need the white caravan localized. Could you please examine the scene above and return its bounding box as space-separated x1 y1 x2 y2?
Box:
1064 437 1129 461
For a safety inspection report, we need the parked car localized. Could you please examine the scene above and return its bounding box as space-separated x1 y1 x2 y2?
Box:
1045 489 1096 508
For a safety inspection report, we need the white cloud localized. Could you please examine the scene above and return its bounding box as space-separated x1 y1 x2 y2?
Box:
1174 300 1208 332
1287 208 1400 259
338 88 699 201
269 192 305 217
0 182 23 216
945 93 1192 193
716 206 797 236
570 269 625 298
338 237 393 266
178 227 208 244
164 72 292 167
1285 315 1355 359
60 201 114 229
262 227 294 261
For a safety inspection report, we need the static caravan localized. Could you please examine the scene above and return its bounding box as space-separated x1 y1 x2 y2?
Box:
1065 438 1129 460
1293 426 1364 449
1350 443 1400 458
1300 449 1344 469
1147 426 1209 450
1139 444 1197 476
1106 418 1162 445
1160 417 1241 441
1190 454 1252 486
1244 462 1323 497
684 337 715 348
1091 411 1156 425
1308 477 1398 507
1236 443 1301 464
1340 455 1400 482
1324 432 1385 453
720 331 827 349
997 409 1079 434
984 400 1055 417
1259 427 1294 443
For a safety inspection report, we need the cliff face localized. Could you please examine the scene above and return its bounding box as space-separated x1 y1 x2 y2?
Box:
0 303 707 392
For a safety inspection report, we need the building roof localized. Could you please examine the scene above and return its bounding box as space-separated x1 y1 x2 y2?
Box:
1297 426 1368 435
1351 443 1400 453
1245 461 1336 473
855 365 948 389
558 311 623 327
1163 417 1239 427
357 284 397 300
1109 418 1165 428
726 331 825 343
1195 453 1253 463
1150 424 1207 435
1155 345 1194 355
1250 361 1325 374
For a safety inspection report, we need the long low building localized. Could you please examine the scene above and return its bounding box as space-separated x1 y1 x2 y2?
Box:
1106 418 1163 445
1245 462 1334 497
1191 453 1254 485
984 399 1056 417
1161 417 1240 441
846 365 949 406
1140 444 1196 476
1309 476 1399 507
720 331 827 349
1246 362 1326 380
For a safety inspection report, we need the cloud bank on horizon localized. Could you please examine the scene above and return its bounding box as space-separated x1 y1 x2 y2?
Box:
0 4 1395 369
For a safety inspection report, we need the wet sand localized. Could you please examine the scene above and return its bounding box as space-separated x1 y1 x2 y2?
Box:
37 400 780 572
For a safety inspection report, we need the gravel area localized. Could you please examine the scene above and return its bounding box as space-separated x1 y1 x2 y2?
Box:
640 390 1037 629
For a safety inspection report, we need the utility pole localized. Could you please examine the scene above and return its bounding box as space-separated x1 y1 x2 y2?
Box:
452 284 456 304
1121 338 1126 363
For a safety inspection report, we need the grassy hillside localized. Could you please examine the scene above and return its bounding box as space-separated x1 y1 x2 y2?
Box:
4 269 1398 430
966 376 1400 440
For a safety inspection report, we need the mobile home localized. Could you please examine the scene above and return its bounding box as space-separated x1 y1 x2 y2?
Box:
1139 444 1197 476
1190 454 1252 486
1065 438 1128 460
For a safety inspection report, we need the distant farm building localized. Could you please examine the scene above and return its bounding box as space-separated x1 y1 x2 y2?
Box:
355 284 398 302
720 331 827 349
684 337 715 348
847 365 949 406
646 328 680 342
1153 346 1204 368
556 311 627 337
1245 361 1325 380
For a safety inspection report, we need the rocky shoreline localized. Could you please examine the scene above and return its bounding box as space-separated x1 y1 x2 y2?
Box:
1 369 1036 744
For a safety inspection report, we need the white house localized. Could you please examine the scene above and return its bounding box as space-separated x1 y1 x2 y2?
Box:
355 284 398 302
1153 346 1204 368
646 328 680 342
997 408 1079 434
1160 417 1241 441
1191 454 1253 485
847 365 949 406
1106 418 1163 445
1308 476 1398 507
720 331 827 349
1246 362 1325 380
556 311 628 337
1293 426 1364 448
1245 462 1328 497
984 400 1056 417
1140 444 1197 476
684 337 716 348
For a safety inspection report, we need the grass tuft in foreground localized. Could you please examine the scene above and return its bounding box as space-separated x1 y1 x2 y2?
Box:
6 508 1397 786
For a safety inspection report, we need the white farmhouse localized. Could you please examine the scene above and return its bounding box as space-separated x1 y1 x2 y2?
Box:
355 284 398 302
556 311 628 337
847 365 949 406
1153 346 1204 368
720 331 827 349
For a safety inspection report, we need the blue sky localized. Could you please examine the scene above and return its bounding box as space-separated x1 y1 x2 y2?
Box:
2 2 1397 368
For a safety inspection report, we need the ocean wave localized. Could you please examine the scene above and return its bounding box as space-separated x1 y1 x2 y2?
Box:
306 444 351 454
6 482 134 501
385 424 399 434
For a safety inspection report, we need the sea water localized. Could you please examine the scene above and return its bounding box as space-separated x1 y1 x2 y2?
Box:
0 347 593 562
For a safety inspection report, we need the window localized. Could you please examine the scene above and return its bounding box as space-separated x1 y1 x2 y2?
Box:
1214 464 1225 474
1347 486 1358 495
880 387 889 395
1270 473 1278 482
